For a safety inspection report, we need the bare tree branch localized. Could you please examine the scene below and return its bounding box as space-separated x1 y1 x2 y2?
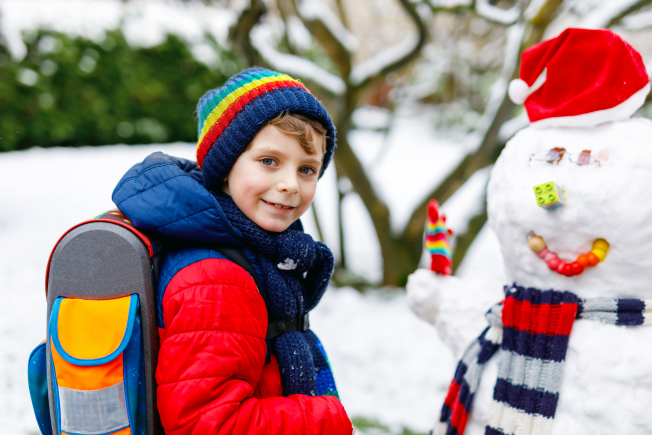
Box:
229 0 266 66
333 0 349 29
621 10 652 30
250 23 346 97
348 0 428 90
402 21 525 246
293 0 356 78
521 0 563 48
607 0 652 27
427 0 474 14
580 0 652 29
475 0 521 25
276 0 297 55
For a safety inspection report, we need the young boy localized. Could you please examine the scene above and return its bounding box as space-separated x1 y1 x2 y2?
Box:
112 68 353 434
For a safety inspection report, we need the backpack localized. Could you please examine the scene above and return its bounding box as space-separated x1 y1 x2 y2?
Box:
27 209 276 435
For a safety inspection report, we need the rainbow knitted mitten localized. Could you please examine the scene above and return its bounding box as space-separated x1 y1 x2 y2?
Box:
425 199 453 275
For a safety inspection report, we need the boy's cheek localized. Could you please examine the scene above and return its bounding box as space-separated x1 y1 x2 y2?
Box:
300 184 318 211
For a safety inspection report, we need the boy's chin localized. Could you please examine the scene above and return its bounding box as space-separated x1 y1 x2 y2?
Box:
253 215 295 233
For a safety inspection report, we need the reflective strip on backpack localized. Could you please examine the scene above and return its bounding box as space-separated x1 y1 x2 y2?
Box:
59 381 130 434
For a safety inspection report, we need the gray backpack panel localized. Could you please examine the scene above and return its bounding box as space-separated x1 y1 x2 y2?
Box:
46 222 162 435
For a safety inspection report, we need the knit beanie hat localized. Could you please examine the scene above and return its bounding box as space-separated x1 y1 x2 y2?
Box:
196 67 336 189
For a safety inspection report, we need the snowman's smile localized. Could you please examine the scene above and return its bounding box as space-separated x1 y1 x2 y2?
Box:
527 235 610 277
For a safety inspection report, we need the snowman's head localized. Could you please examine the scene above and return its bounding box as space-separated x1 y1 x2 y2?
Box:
488 118 652 298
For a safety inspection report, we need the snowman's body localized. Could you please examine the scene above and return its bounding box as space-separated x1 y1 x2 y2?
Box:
408 117 652 434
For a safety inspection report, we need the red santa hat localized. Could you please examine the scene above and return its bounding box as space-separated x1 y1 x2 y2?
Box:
508 28 650 128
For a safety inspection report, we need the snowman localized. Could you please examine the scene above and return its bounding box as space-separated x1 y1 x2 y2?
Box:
407 28 652 435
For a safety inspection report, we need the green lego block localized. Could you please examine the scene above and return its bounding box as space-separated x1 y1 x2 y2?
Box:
533 182 565 210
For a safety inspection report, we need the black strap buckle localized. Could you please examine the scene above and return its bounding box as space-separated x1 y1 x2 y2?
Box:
266 313 310 340
298 312 310 332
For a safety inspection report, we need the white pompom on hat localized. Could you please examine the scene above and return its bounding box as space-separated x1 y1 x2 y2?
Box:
507 79 530 105
509 28 650 128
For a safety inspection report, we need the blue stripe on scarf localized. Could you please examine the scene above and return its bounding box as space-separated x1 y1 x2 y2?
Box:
458 381 473 413
441 403 452 422
617 299 646 325
454 361 467 384
477 328 500 363
485 428 508 435
508 288 577 304
493 378 559 418
501 328 570 362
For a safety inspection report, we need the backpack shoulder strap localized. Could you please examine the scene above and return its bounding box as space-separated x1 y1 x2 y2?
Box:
156 241 306 360
153 241 263 294
209 246 263 293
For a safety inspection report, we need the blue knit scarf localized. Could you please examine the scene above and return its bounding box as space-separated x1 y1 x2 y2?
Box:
438 284 652 435
214 193 339 398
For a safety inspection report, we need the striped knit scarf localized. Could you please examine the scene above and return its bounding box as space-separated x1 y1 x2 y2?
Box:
438 284 652 435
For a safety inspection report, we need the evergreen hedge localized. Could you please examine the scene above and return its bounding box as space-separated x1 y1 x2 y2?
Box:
0 29 242 151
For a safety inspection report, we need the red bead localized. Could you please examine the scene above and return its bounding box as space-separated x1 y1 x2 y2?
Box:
548 257 561 270
557 262 566 274
586 252 600 266
577 254 588 268
570 262 584 275
562 264 573 276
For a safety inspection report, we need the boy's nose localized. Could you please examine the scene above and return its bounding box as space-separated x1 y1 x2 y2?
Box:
277 170 299 194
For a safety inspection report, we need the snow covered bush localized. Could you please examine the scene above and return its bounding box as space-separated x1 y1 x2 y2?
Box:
0 29 241 151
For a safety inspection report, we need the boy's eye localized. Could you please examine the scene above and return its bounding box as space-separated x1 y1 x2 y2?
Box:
299 167 316 175
261 158 276 166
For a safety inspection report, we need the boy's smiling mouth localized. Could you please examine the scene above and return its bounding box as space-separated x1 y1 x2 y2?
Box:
261 199 296 210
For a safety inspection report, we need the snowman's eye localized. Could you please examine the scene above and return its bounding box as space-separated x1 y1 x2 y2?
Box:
529 148 601 166
530 148 566 164
568 150 601 166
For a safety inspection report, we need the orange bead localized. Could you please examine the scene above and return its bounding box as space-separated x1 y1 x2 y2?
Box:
586 252 600 266
576 254 588 268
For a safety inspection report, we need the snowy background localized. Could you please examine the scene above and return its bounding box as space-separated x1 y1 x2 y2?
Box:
0 127 503 435
4 0 652 433
0 0 508 432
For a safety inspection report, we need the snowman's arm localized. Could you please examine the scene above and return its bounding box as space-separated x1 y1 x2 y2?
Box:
407 269 504 357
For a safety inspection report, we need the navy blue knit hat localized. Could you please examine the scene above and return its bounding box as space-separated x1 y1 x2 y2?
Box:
196 67 336 189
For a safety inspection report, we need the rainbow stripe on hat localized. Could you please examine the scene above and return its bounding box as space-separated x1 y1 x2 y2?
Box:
196 70 308 168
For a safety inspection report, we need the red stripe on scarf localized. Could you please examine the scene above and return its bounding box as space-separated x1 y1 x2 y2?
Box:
502 297 577 336
450 399 470 434
444 379 461 408
197 80 306 168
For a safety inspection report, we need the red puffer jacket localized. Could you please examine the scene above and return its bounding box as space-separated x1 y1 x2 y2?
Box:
112 153 352 435
157 256 351 435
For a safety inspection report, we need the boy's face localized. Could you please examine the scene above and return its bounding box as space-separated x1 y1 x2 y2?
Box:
223 124 323 232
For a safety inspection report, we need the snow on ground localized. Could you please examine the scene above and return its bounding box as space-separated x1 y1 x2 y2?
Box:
0 138 502 434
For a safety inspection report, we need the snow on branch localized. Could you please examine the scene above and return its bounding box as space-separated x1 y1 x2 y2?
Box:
580 0 648 29
250 23 345 95
298 0 358 53
428 0 473 11
523 0 551 22
429 0 472 7
349 34 419 86
470 23 525 149
621 10 652 31
475 0 521 26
